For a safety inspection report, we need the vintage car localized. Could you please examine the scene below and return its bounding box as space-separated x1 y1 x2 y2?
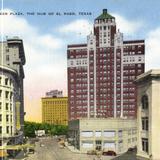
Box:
102 150 116 156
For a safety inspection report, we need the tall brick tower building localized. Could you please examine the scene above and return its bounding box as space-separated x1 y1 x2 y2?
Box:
67 9 145 120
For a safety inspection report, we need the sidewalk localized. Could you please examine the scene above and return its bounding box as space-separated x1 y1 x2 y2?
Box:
64 142 81 153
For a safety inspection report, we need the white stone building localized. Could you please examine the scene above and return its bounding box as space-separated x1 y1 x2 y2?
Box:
135 69 160 160
0 37 25 147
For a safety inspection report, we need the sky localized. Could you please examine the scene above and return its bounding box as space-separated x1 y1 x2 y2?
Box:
1 0 160 122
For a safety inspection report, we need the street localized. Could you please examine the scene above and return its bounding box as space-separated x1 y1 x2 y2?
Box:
26 137 114 160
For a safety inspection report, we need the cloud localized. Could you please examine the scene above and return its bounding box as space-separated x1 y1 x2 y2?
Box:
112 13 143 36
1 8 66 82
1 9 62 51
58 14 143 39
145 27 160 70
58 19 93 37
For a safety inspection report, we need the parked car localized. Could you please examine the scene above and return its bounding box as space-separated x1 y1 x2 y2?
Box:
127 146 137 152
102 150 116 156
28 148 35 154
87 150 97 155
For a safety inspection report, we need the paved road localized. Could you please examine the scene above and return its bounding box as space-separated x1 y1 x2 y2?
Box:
26 137 114 160
112 151 137 160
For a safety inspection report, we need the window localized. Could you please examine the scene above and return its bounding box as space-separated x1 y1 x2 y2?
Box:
6 55 9 61
6 103 9 110
103 131 115 137
10 92 12 100
0 90 2 97
0 126 2 134
0 114 2 122
142 117 148 131
138 57 142 61
103 142 115 150
81 131 93 137
11 126 12 135
82 141 93 148
142 138 148 153
141 95 148 109
118 130 123 137
10 115 12 122
6 115 9 122
95 131 102 137
6 126 9 134
5 91 9 99
96 140 102 145
5 78 8 85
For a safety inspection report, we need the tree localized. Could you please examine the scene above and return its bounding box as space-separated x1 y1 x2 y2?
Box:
24 121 68 137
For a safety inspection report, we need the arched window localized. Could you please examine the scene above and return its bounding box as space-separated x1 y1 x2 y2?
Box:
141 95 148 109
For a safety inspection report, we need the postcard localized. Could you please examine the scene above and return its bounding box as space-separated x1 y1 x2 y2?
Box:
0 0 160 159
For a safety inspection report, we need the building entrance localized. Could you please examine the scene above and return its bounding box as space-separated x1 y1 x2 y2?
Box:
95 140 102 151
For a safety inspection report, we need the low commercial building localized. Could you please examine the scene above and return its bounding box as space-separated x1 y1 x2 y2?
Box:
42 90 68 125
135 69 160 160
68 118 137 154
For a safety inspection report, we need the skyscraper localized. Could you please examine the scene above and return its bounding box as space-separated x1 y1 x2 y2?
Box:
67 9 145 120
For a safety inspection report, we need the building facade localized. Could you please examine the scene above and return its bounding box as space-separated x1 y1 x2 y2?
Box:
135 70 160 160
67 9 145 120
0 37 26 146
69 118 137 154
42 91 68 125
46 90 63 98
